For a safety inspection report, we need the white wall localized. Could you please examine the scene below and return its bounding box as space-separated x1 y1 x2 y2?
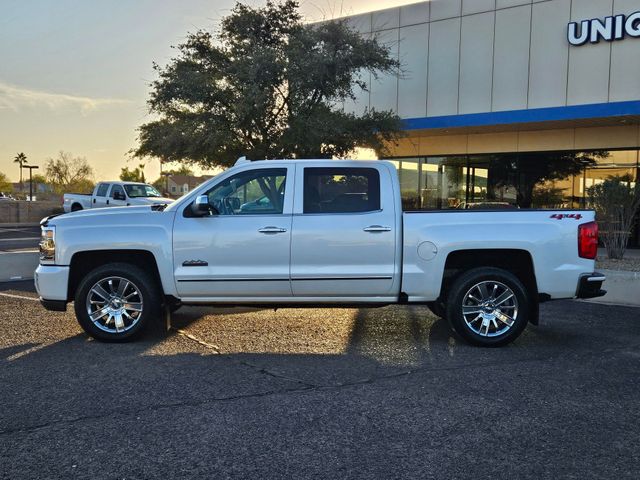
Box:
340 0 640 119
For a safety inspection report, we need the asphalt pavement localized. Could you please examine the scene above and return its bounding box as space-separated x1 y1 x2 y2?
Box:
0 281 639 479
0 225 40 252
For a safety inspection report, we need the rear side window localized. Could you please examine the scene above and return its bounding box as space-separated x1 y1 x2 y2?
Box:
96 184 109 197
303 168 380 214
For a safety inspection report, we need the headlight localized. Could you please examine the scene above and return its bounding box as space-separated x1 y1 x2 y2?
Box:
39 226 56 263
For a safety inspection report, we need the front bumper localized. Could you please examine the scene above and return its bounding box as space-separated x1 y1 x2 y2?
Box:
34 265 70 310
576 272 607 299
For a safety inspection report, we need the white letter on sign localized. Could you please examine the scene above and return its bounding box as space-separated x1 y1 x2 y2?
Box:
568 20 590 45
626 11 640 37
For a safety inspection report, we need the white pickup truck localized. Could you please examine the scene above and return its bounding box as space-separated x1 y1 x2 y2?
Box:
36 159 605 347
63 181 173 212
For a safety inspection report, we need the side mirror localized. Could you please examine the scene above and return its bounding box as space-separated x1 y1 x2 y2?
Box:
113 191 125 201
190 195 218 217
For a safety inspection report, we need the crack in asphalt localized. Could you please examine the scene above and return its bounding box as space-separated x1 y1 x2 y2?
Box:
3 336 638 438
172 327 319 388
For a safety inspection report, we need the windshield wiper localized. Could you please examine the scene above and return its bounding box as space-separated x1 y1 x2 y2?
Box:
151 204 168 211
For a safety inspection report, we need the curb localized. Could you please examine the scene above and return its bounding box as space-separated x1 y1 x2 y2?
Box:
0 251 39 282
584 269 640 307
0 223 40 228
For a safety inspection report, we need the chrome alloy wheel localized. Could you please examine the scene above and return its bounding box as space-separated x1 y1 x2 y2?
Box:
85 276 144 334
461 280 518 337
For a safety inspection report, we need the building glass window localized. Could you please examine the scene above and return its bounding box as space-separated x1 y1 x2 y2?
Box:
386 149 639 211
422 157 467 209
386 149 639 246
399 158 420 210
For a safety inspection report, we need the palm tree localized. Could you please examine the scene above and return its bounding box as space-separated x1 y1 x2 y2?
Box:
13 152 27 191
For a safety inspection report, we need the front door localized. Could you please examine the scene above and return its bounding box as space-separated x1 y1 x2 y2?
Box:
173 166 293 299
290 165 397 297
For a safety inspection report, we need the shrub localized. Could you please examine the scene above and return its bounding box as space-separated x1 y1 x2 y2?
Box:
587 175 640 259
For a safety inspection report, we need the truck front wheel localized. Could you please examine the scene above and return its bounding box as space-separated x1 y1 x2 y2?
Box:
74 262 161 342
446 267 529 347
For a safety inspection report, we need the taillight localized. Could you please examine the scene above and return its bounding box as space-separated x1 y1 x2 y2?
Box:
578 221 598 259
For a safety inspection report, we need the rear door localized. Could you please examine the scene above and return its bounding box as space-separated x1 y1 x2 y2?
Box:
290 164 397 297
93 183 110 208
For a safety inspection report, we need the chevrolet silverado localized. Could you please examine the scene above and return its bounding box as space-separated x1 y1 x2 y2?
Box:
36 159 606 347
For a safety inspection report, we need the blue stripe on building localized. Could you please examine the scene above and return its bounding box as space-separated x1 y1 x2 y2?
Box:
402 101 640 131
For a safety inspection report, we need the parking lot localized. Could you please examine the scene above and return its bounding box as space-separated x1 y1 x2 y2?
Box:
1 279 639 479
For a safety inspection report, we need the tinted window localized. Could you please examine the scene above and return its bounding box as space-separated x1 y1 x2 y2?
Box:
96 184 109 197
124 184 161 198
111 185 125 199
304 168 380 214
204 168 286 215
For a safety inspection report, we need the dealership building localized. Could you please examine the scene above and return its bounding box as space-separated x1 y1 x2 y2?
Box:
339 0 640 243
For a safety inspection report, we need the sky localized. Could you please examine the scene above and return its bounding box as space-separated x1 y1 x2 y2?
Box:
0 0 413 183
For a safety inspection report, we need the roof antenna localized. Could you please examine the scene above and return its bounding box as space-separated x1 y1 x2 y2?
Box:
235 156 251 166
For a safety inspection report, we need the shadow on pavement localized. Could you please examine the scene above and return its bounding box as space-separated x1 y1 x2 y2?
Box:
0 279 37 294
1 296 640 478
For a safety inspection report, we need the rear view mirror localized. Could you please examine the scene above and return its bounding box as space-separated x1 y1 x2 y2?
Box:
190 195 218 217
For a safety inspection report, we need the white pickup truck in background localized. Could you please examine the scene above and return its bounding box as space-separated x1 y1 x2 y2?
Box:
63 181 173 212
36 159 605 347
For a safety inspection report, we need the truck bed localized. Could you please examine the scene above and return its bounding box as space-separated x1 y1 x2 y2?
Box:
401 209 595 302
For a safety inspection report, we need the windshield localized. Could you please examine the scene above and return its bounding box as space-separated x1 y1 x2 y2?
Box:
124 184 162 198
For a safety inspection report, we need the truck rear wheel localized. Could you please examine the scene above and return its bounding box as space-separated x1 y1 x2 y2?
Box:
446 267 529 347
74 262 161 342
71 203 83 211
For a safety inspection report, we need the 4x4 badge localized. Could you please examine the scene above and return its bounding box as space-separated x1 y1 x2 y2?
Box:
550 213 582 220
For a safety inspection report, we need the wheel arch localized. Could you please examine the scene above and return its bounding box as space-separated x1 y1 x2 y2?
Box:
67 250 163 302
439 248 539 325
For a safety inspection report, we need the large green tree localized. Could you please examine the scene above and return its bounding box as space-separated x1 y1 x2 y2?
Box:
135 0 403 168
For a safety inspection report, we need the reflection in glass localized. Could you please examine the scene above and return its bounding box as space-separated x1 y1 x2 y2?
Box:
421 157 466 209
399 158 420 210
385 149 638 211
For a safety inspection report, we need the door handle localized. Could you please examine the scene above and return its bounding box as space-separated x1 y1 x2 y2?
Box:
258 226 287 234
363 225 391 233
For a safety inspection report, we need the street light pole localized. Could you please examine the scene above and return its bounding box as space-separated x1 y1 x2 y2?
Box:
22 165 39 201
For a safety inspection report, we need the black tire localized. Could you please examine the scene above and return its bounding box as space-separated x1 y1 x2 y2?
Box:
74 262 161 342
445 267 530 347
426 300 446 318
71 203 83 211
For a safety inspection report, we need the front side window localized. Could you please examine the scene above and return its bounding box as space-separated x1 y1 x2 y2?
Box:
111 185 125 199
96 183 109 197
204 168 287 215
303 167 380 214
